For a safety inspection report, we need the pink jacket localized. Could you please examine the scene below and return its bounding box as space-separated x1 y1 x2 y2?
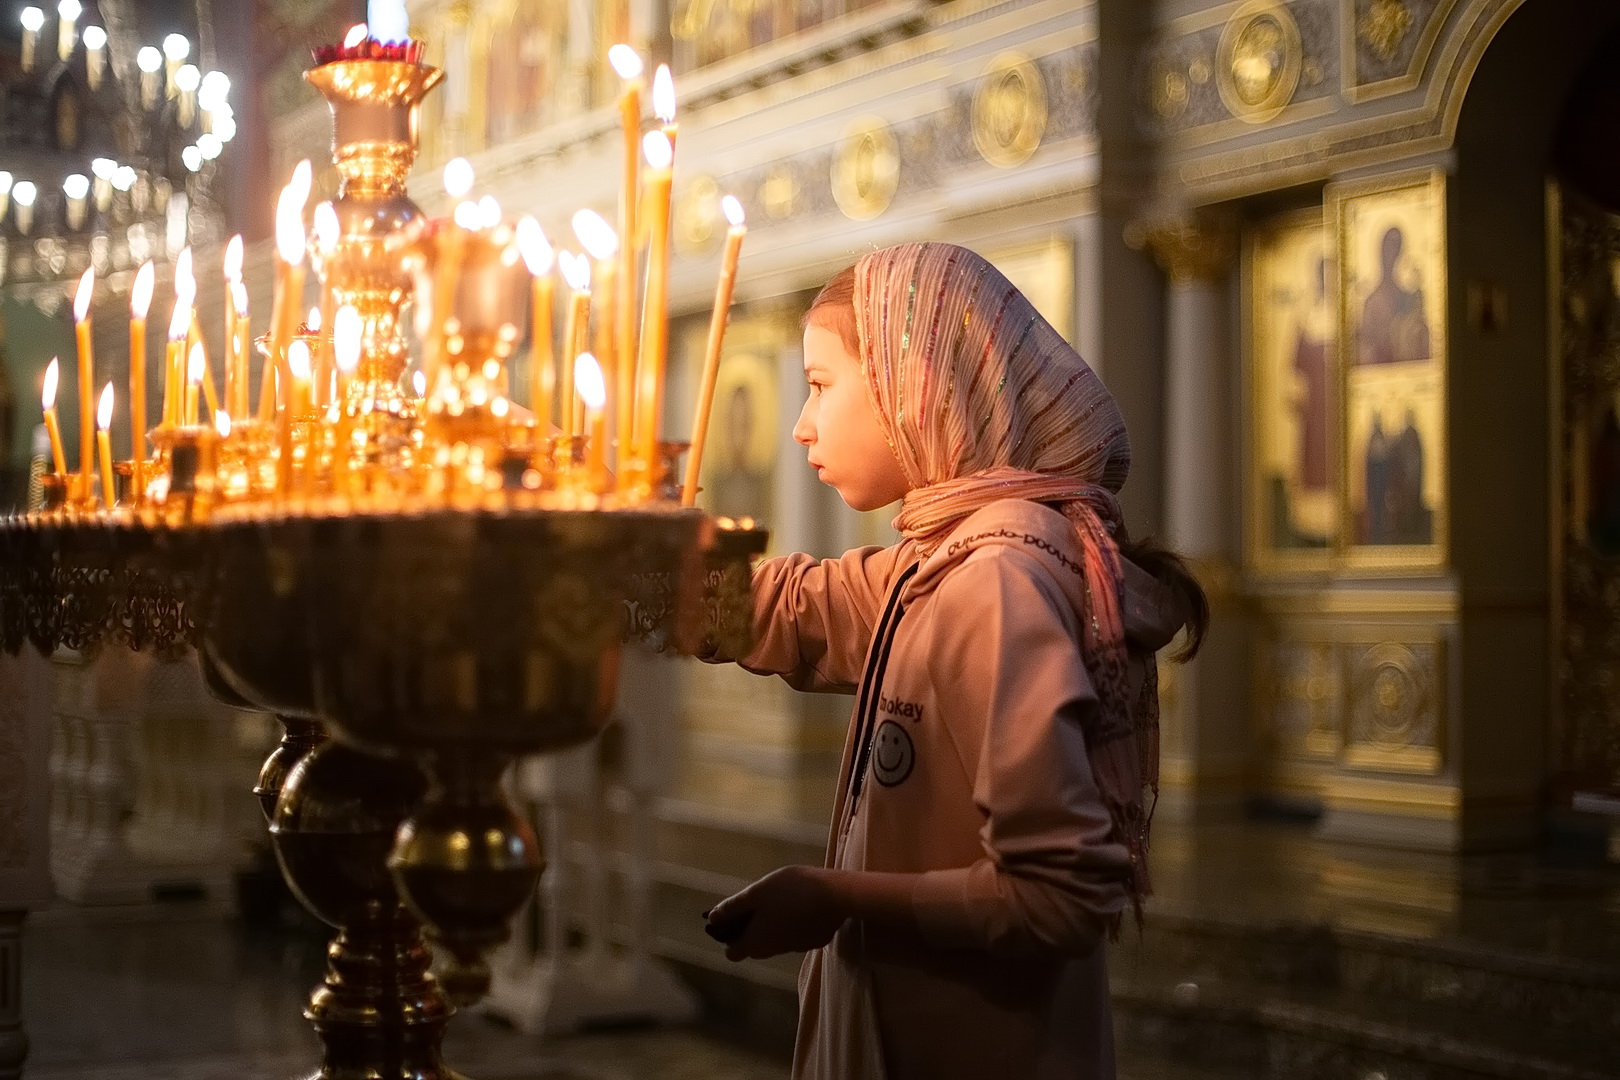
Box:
728 498 1187 1080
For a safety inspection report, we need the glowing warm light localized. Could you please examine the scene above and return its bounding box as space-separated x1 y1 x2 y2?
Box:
575 352 606 410
58 0 80 21
81 24 104 49
90 157 116 179
477 195 502 229
12 181 35 207
443 157 474 199
643 131 673 170
62 174 88 200
288 159 313 202
131 261 155 318
224 235 243 281
287 340 312 381
182 146 203 172
368 0 410 41
96 382 113 431
276 184 309 265
722 195 745 227
215 411 231 438
334 305 363 373
492 396 510 418
136 46 161 72
187 343 206 384
73 268 94 322
516 217 554 275
231 281 248 316
163 33 190 62
344 23 369 48
198 70 230 111
572 210 619 260
111 166 135 191
213 115 238 143
452 201 481 230
307 306 322 332
560 251 590 292
0 173 11 196
412 370 426 397
42 358 58 409
608 44 643 79
653 65 676 123
20 8 43 33
313 202 339 249
197 134 223 160
175 64 201 92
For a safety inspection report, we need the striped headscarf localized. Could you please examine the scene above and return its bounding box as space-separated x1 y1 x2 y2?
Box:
851 241 1156 915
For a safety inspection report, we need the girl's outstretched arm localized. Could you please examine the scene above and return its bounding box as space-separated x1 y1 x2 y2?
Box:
712 543 910 693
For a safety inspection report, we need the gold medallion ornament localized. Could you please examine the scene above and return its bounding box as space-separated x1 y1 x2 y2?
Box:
1358 0 1415 62
675 174 722 257
972 52 1047 169
831 116 899 222
1215 0 1303 124
761 163 800 220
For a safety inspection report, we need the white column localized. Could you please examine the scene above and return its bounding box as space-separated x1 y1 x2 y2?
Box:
771 344 821 556
1137 213 1247 818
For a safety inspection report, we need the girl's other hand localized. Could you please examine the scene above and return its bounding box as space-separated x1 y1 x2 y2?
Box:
705 865 846 961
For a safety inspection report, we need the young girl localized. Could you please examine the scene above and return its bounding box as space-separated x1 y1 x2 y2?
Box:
702 242 1207 1080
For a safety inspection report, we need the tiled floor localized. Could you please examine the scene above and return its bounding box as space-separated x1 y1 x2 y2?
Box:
20 901 789 1080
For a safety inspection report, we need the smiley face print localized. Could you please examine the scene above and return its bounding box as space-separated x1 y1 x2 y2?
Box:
871 720 915 787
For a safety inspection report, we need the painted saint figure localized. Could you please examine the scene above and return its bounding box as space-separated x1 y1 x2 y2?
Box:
1357 226 1432 366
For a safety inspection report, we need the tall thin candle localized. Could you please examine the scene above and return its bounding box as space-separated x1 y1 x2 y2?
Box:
96 383 115 508
636 132 674 475
222 235 243 418
129 261 154 499
72 268 95 499
40 359 67 475
576 352 608 492
609 45 643 463
270 165 311 494
517 218 555 429
559 252 591 439
573 209 619 456
683 196 747 506
163 292 189 427
231 282 250 418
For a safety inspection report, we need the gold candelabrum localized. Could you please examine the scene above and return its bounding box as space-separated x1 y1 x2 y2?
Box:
4 28 766 1080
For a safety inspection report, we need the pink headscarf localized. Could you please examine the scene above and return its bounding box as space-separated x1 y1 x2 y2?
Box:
851 241 1156 915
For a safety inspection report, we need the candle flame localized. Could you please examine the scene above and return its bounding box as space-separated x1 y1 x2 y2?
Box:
574 352 606 410
42 358 58 409
643 130 673 170
452 201 481 230
344 23 368 48
289 159 312 202
187 342 206 384
224 234 244 280
97 382 113 431
73 267 94 322
412 370 426 397
307 305 322 332
608 44 643 80
215 410 231 438
334 305 362 373
231 280 248 316
175 247 194 294
313 201 339 249
560 251 591 292
572 209 619 260
722 194 746 227
653 64 676 123
131 261 155 318
167 294 190 340
443 157 474 200
477 194 503 230
516 217 554 275
287 340 312 381
491 396 510 418
276 183 309 265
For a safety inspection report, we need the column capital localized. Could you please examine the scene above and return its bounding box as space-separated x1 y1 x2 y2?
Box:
1126 211 1237 285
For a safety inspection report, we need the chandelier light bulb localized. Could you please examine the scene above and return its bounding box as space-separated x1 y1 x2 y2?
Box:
20 7 44 32
452 201 481 230
212 115 238 143
175 64 201 93
63 174 89 200
137 46 162 72
13 181 37 207
608 44 643 80
58 0 81 22
516 217 553 276
163 34 190 62
90 157 116 179
111 166 135 192
81 24 104 49
443 157 474 200
198 134 223 160
182 146 203 172
199 71 230 111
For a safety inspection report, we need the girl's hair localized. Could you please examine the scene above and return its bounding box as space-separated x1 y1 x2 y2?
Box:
804 265 860 356
805 263 1211 662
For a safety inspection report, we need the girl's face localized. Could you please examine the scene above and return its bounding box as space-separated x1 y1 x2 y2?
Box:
794 322 910 512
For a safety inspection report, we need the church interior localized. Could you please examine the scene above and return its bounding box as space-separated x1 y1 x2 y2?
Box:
2 0 1620 1078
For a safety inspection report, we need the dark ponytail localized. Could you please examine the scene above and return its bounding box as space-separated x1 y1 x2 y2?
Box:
1117 535 1210 662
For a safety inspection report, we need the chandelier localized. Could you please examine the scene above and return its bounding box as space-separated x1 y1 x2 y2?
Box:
0 1 238 309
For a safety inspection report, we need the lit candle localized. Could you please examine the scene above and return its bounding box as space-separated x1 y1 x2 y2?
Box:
185 343 206 425
609 45 643 463
558 252 591 439
653 64 678 154
40 358 67 475
305 305 325 408
223 234 243 416
129 261 154 498
636 131 674 475
575 352 608 492
573 209 619 454
20 7 42 73
270 163 311 493
197 340 220 421
72 268 95 501
517 217 555 430
287 340 312 418
333 304 362 496
163 280 190 427
231 282 251 418
96 382 114 508
684 195 747 507
312 203 339 405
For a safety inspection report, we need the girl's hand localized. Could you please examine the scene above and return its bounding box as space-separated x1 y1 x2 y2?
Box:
704 866 846 961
